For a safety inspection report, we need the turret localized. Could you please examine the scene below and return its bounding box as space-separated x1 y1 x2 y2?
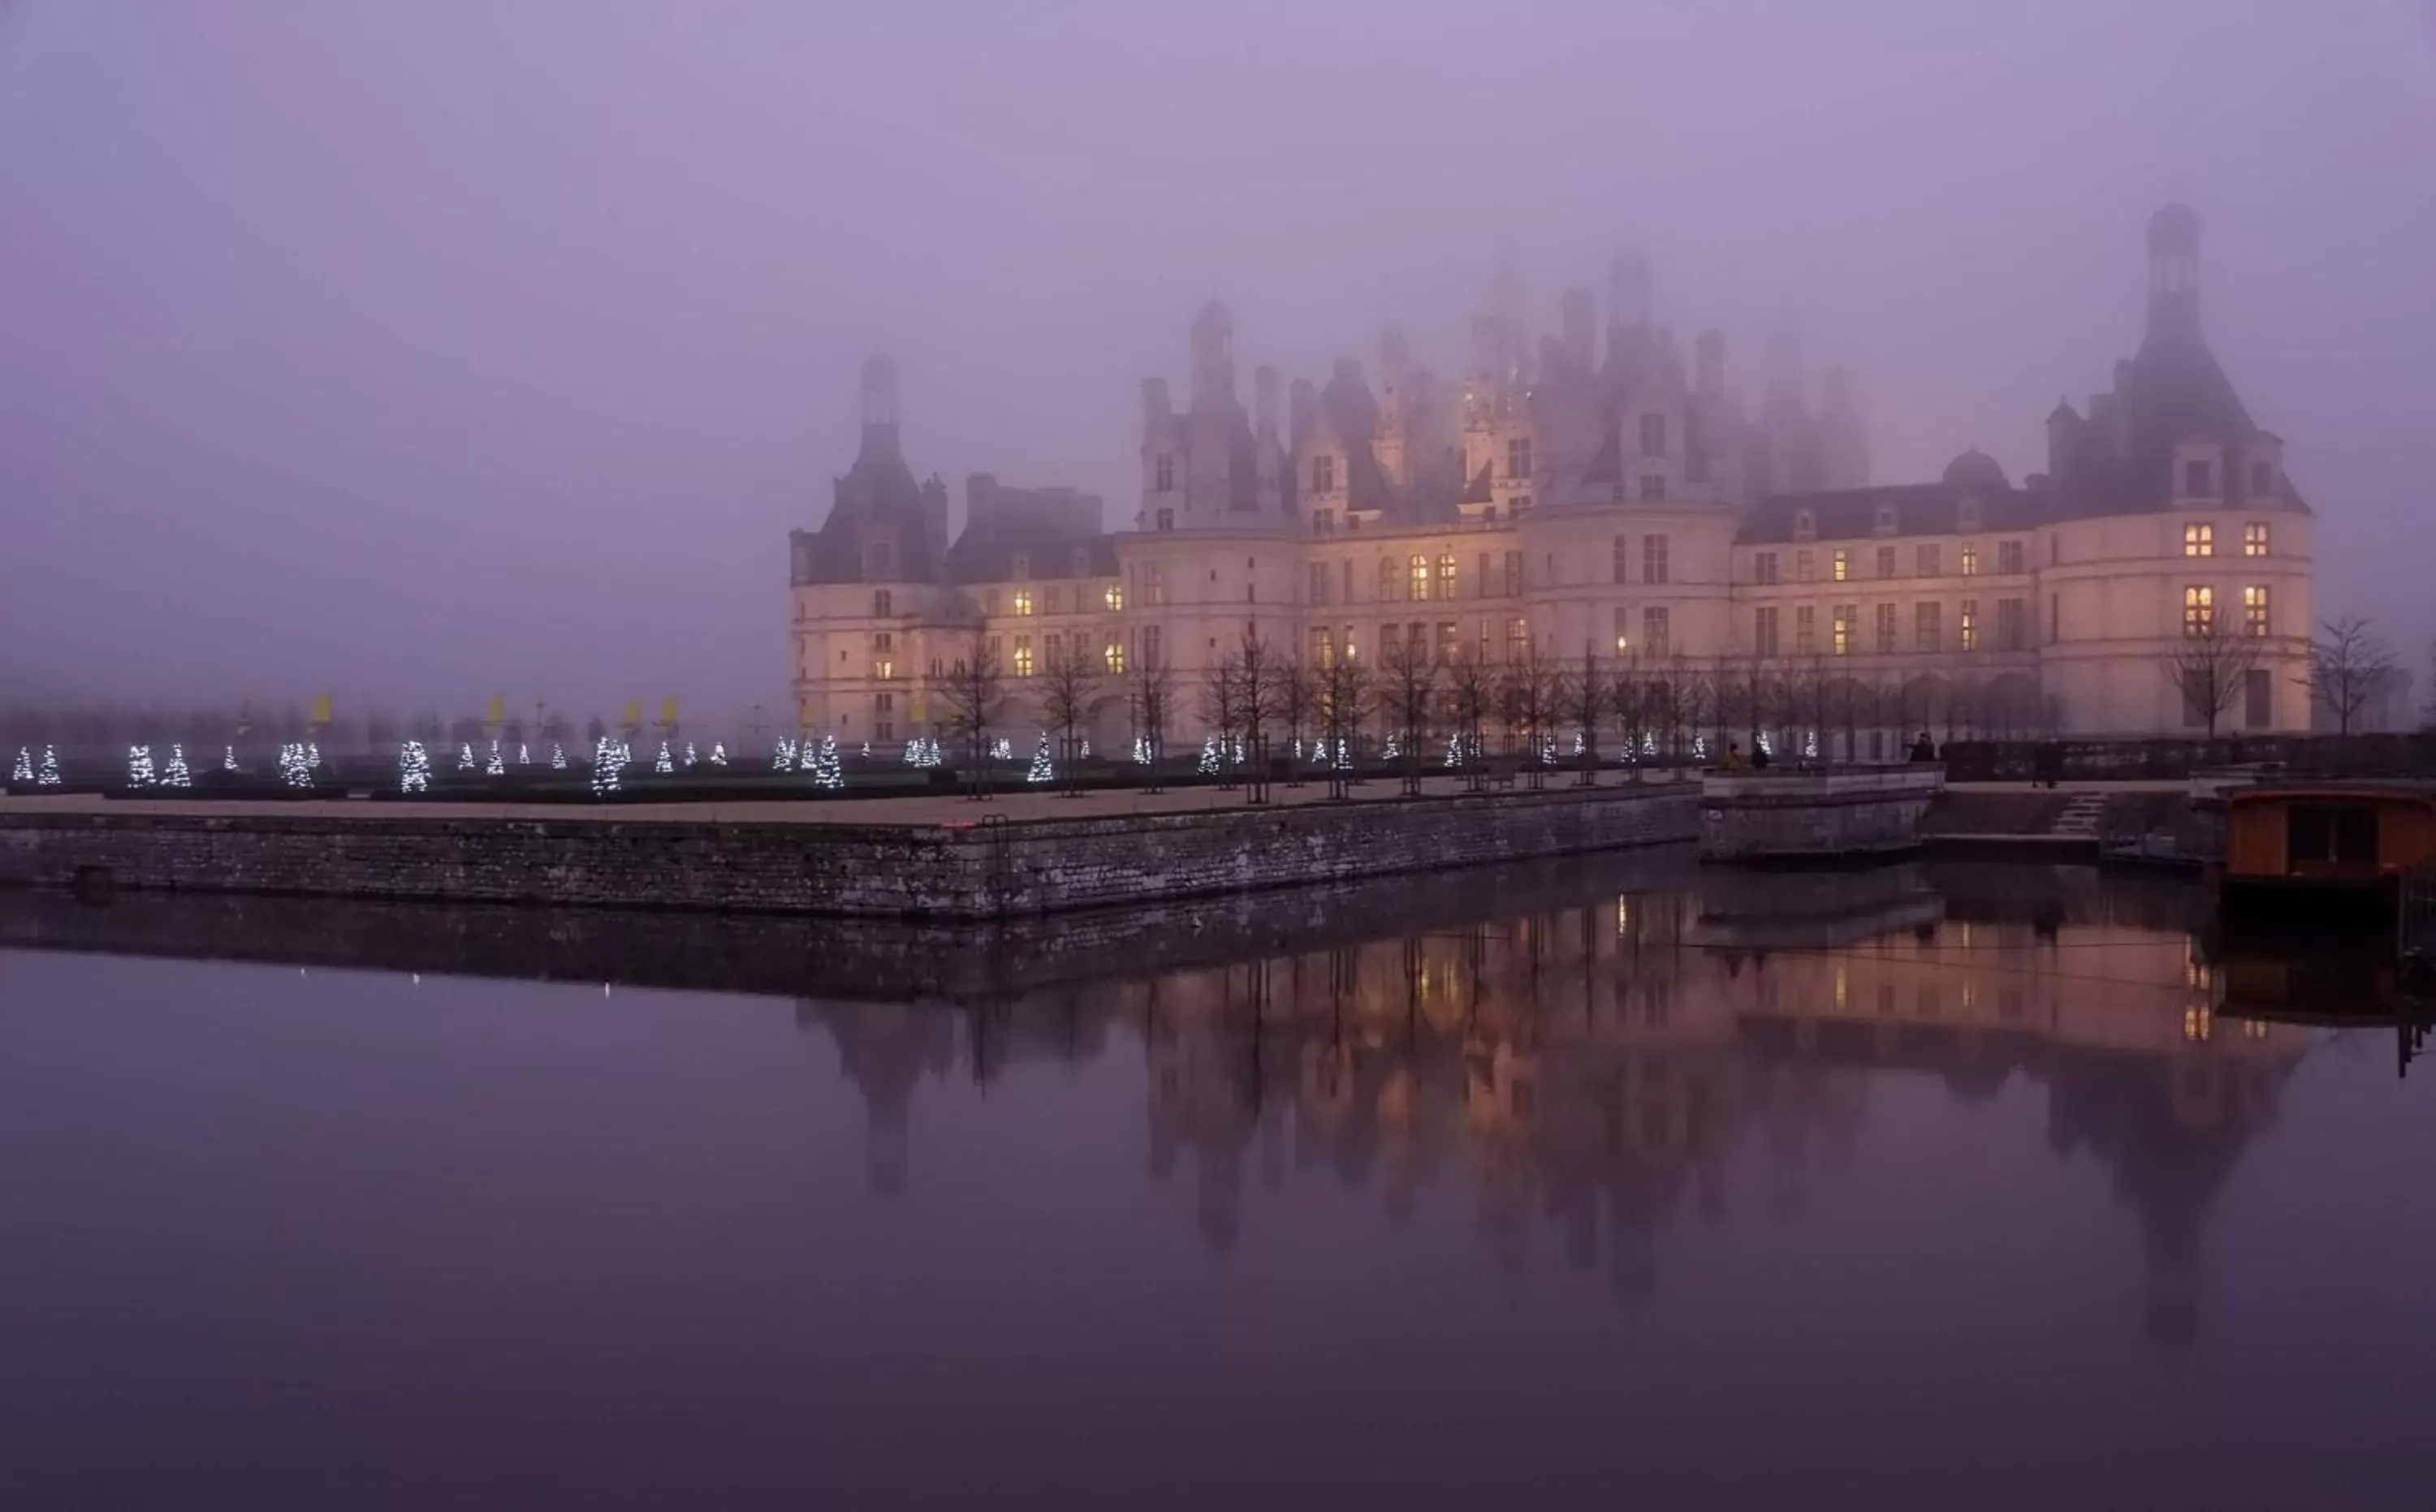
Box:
1190 300 1236 407
2146 203 2201 346
858 354 901 462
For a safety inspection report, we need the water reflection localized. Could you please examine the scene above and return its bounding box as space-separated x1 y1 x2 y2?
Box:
797 864 2307 1354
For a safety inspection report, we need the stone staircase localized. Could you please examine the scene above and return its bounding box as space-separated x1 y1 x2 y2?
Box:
2049 793 2110 839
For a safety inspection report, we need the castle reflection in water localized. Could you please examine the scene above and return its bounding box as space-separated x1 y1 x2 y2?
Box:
797 866 2304 1353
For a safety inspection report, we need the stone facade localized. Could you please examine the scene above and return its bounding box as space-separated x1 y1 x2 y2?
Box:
793 207 2314 754
0 786 1696 919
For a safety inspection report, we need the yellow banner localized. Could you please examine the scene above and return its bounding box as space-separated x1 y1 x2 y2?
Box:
485 693 505 726
659 695 680 729
621 699 643 731
309 693 332 727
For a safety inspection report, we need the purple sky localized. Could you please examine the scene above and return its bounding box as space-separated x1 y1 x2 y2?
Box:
2 1 2431 720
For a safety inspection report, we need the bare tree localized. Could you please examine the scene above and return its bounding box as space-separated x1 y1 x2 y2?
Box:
1443 646 1494 791
1500 638 1561 788
1199 656 1242 787
2303 616 2396 741
1609 646 1648 780
1316 650 1374 797
1563 643 1607 784
1038 635 1102 796
1380 636 1438 797
1232 627 1282 781
1276 653 1315 785
1128 651 1177 792
935 626 1008 797
2163 624 2263 740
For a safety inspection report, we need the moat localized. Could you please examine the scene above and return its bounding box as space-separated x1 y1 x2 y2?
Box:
2 857 2428 1510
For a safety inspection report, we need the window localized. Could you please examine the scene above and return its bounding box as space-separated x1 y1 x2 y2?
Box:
1795 604 1816 654
1142 624 1162 667
1754 551 1779 585
1378 624 1397 665
1503 550 1524 596
873 589 893 616
866 540 896 578
1311 626 1333 668
2243 584 2270 637
1140 562 1164 605
985 590 1000 614
1915 601 1941 654
1155 508 1174 532
1107 582 1125 611
1047 585 1065 614
1479 618 1492 659
1997 598 2026 650
2183 585 2215 637
1832 604 1855 656
1437 553 1457 599
2183 522 2214 557
1313 454 1337 493
1875 545 1897 579
1506 437 1533 479
2184 458 2214 497
1104 633 1125 674
1916 544 1941 577
1379 557 1400 603
1155 453 1175 492
1753 606 1780 658
1612 606 1632 653
1613 535 1630 585
1959 546 1979 577
1641 607 1669 657
2249 459 2273 498
1874 603 1898 653
873 630 893 653
1308 562 1329 604
1959 599 1978 652
1510 495 1531 517
1013 636 1034 677
2244 667 2273 730
1874 503 1898 535
1832 549 1850 583
1505 616 1529 662
1998 539 2025 575
1642 534 1669 585
1794 509 1816 542
1795 550 1815 584
1044 631 1062 663
1409 554 1431 602
1011 554 1030 580
874 659 894 681
1639 473 1665 502
1312 508 1336 537
1436 622 1458 663
1639 413 1666 457
1957 499 1980 534
2244 522 2270 558
1013 589 1034 616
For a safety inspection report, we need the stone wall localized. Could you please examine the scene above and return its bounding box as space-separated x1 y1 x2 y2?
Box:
0 784 1696 919
1698 767 1944 862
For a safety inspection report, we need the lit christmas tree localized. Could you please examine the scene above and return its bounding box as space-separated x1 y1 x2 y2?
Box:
859 741 870 758
590 736 626 797
38 746 61 786
10 747 30 784
1443 731 1466 769
1198 736 1220 775
126 745 155 787
279 743 313 788
1079 738 1091 758
991 737 1013 761
222 745 238 772
810 733 844 789
399 741 431 794
772 737 797 771
1383 734 1400 761
161 745 192 788
709 742 728 766
517 743 531 766
683 742 698 767
654 741 674 775
486 741 506 776
551 744 568 770
457 743 475 771
1027 732 1055 784
1132 736 1151 764
307 743 322 769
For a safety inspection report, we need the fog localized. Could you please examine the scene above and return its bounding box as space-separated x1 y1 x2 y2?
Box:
2 0 2431 722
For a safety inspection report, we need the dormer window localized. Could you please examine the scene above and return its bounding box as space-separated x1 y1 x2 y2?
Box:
865 539 897 579
1072 547 1091 576
1312 455 1337 493
2248 459 2272 498
2184 459 2214 498
1506 437 1534 479
1155 453 1175 492
1011 553 1030 579
1793 508 1816 542
1957 499 1980 533
1874 503 1898 536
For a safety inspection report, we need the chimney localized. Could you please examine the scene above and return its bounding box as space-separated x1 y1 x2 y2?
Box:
1695 329 1726 397
2144 203 2201 346
1252 365 1281 443
858 354 901 460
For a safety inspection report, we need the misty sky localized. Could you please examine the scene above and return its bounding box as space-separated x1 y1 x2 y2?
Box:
2 1 2431 721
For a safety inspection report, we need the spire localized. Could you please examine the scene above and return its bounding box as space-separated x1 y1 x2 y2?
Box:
858 354 901 460
2145 203 2201 346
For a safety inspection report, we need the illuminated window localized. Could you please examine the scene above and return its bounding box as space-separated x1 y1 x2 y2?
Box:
1959 545 1979 577
1102 633 1125 673
873 659 893 680
2183 585 2215 637
2244 522 2270 557
1437 553 1457 598
1013 636 1034 677
2183 522 2214 557
1436 621 1457 663
1832 604 1854 656
1410 554 1432 603
1105 582 1125 611
1959 599 1978 652
1013 589 1034 616
1832 549 1850 582
1311 625 1332 668
2243 584 2270 637
2183 1005 2212 1043
1505 616 1529 662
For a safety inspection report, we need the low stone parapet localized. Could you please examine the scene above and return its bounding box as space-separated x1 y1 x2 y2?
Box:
1698 766 1945 862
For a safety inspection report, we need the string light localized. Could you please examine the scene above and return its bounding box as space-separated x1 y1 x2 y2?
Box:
1027 731 1055 784
810 733 844 789
399 740 431 794
654 741 674 775
161 745 192 788
518 743 531 766
710 742 728 766
1198 736 1220 775
222 745 239 772
1132 735 1152 764
683 741 698 767
772 737 797 771
279 743 313 788
10 747 31 784
551 744 568 770
126 745 155 787
590 736 627 797
37 746 61 786
307 743 322 769
486 741 506 776
991 737 1013 761
860 741 870 758
457 743 475 771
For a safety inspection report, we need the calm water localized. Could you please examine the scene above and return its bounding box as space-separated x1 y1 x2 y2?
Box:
2 862 2430 1510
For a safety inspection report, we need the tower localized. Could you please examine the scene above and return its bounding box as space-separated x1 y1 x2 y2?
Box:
859 353 900 459
2146 202 2201 345
1190 300 1237 407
